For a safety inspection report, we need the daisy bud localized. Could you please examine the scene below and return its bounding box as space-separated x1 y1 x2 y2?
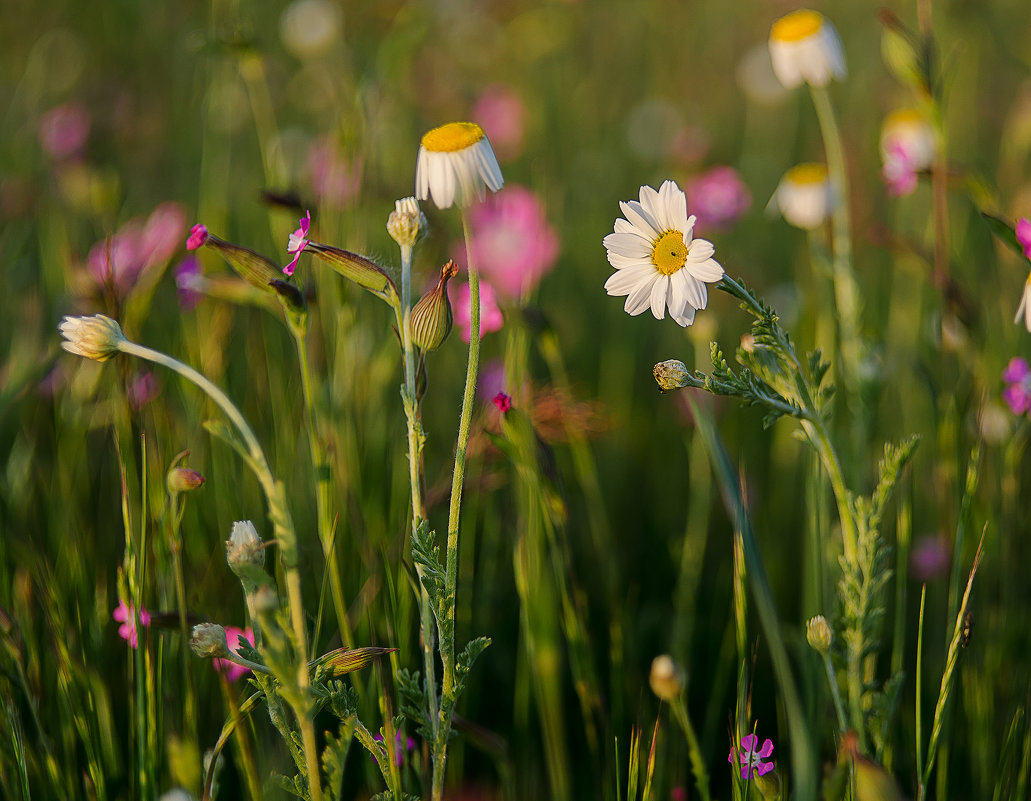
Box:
770 163 834 230
167 467 205 494
226 520 265 577
190 623 229 659
411 260 458 351
58 314 127 362
806 615 833 654
387 196 428 250
768 9 846 90
416 122 504 209
649 654 685 700
653 359 691 392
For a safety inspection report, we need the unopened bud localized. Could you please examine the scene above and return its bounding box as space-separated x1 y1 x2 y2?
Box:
58 314 127 362
411 260 458 351
200 232 283 294
806 615 833 654
190 623 229 659
387 196 428 249
653 359 691 393
755 767 782 800
226 520 265 576
649 654 685 700
167 467 205 494
308 242 399 307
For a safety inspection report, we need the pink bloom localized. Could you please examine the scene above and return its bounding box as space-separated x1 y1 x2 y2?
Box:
473 85 526 162
284 210 311 276
87 224 145 293
1002 357 1031 415
686 166 752 230
38 103 91 160
113 600 151 649
1017 218 1031 260
212 626 256 682
882 141 919 197
186 224 209 251
140 203 186 267
307 136 362 206
456 186 559 300
910 536 950 581
478 359 507 404
128 370 162 411
493 392 512 413
175 255 203 310
372 731 416 767
452 279 504 343
729 731 774 780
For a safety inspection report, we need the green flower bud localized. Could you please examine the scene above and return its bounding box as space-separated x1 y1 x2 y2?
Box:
653 359 691 392
411 260 458 351
190 623 229 659
806 615 833 654
167 467 205 494
387 196 428 249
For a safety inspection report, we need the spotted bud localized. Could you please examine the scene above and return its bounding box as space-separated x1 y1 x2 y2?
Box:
190 623 229 659
653 359 691 392
411 260 458 351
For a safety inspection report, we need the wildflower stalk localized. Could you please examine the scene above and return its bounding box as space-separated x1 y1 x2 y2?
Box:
669 696 712 801
819 649 849 736
114 337 323 801
433 211 481 801
166 488 199 762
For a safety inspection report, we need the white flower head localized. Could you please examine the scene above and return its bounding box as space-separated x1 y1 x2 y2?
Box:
769 163 834 230
58 314 126 362
880 108 938 171
416 122 504 209
1015 272 1031 332
387 196 428 249
603 180 724 327
769 9 846 89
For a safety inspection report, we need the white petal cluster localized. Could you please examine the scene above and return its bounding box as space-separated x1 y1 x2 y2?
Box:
603 180 724 327
415 122 503 209
769 9 846 89
770 163 834 230
58 314 126 362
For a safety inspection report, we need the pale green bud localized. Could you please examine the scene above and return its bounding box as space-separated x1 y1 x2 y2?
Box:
411 260 458 351
190 623 229 659
806 615 833 654
653 359 691 392
58 314 126 362
226 520 265 577
387 196 428 249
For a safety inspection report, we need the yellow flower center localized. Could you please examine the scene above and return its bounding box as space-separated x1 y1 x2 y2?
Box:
421 122 486 153
771 9 823 43
651 230 688 276
785 162 829 185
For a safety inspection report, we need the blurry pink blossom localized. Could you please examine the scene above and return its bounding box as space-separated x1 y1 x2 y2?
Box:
909 536 950 582
493 392 512 412
213 626 256 682
1002 357 1031 415
452 279 504 343
880 109 936 197
306 136 361 206
478 359 507 404
38 103 91 160
175 256 203 310
140 203 187 266
113 600 151 649
284 210 311 276
473 85 526 162
456 186 559 300
686 166 751 230
128 370 162 411
186 224 209 251
87 204 187 294
1017 218 1031 260
882 141 919 197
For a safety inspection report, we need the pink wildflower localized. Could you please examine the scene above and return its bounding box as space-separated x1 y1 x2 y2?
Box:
882 141 919 197
307 136 362 206
909 535 950 581
472 85 527 162
372 731 416 767
113 600 151 649
493 392 512 413
729 731 774 780
284 210 311 276
456 186 559 300
87 225 145 292
452 279 504 343
212 626 256 682
478 359 507 404
140 203 187 266
174 255 203 310
186 224 209 251
38 103 90 160
128 370 162 411
1017 218 1031 260
686 166 752 230
1002 357 1031 415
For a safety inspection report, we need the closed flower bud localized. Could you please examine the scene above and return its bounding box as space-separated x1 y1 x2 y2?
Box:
806 615 833 654
653 359 691 392
227 520 265 576
167 467 205 494
308 242 399 307
755 767 782 800
58 314 127 362
200 233 284 294
649 654 685 700
190 623 229 659
387 196 428 249
411 260 458 351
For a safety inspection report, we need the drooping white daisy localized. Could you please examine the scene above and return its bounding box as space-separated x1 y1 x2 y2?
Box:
769 163 834 230
768 9 846 89
415 122 504 209
603 180 724 327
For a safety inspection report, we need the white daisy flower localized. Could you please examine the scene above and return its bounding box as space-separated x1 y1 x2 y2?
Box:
603 180 724 327
415 122 504 209
1015 272 1031 332
769 163 834 230
768 9 846 89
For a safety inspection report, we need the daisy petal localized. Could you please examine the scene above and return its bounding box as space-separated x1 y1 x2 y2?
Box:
687 238 715 261
686 257 725 283
620 200 660 239
624 275 659 315
604 231 654 258
649 275 669 319
605 263 657 295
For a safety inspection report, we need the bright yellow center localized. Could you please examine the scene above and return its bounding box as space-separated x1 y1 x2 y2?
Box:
651 230 688 276
771 9 823 43
421 122 485 153
785 162 829 186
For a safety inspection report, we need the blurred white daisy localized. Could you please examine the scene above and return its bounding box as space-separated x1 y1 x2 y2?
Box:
769 163 834 230
416 122 503 209
768 9 846 89
603 180 724 327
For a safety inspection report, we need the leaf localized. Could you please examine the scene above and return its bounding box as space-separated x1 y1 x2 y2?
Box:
982 211 1026 258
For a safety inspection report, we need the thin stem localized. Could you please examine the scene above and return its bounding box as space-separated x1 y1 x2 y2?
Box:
670 697 712 801
820 652 848 736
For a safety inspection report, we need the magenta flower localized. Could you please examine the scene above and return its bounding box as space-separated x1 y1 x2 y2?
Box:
284 211 311 276
212 626 256 682
174 255 203 310
38 103 91 160
1017 218 1031 260
493 392 512 413
140 202 187 266
456 186 559 300
882 141 919 197
307 136 362 206
1002 357 1031 415
186 224 209 251
909 535 950 581
452 278 504 343
478 359 507 404
473 84 527 162
686 166 752 230
372 731 416 767
87 204 186 295
128 370 162 411
113 600 151 649
729 731 774 780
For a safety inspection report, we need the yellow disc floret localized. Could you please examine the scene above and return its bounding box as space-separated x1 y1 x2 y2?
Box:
651 230 688 276
785 162 829 185
770 9 823 43
421 122 486 153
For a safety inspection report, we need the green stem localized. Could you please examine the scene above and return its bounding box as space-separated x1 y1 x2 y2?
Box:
820 652 848 736
671 694 712 801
